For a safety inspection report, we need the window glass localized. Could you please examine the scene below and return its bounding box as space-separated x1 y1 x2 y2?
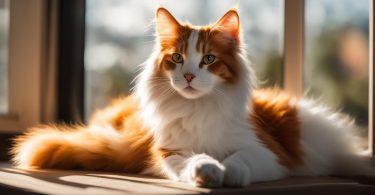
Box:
304 0 369 138
85 0 284 116
0 0 9 114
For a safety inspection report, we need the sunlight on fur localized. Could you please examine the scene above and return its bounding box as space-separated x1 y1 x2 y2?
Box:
11 7 374 188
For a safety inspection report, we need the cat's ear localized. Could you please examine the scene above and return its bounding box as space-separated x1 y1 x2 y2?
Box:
212 9 240 40
156 7 181 38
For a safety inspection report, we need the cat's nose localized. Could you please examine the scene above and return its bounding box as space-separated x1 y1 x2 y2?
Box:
183 73 195 83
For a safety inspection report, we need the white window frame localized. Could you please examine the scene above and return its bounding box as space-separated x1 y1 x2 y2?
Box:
0 0 56 132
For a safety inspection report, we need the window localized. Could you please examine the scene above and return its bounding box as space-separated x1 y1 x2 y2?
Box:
85 0 284 116
304 0 370 141
283 0 372 151
85 0 373 151
0 0 372 153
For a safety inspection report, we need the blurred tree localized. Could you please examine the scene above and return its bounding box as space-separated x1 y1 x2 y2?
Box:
307 25 369 136
257 50 283 87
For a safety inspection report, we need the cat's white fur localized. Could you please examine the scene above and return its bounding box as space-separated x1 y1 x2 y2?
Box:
169 30 213 99
134 10 374 187
135 8 373 187
294 100 373 177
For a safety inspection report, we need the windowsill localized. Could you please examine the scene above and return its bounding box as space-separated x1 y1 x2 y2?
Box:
0 163 374 195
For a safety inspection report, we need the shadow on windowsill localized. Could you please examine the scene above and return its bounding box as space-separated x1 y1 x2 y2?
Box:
1 163 375 195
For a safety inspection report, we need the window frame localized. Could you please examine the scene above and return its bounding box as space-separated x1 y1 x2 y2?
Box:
56 0 85 123
0 0 47 132
283 0 304 97
0 0 86 132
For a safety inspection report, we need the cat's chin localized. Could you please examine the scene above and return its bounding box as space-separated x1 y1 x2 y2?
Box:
177 87 206 99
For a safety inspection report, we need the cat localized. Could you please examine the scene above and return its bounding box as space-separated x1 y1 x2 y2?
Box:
11 7 375 188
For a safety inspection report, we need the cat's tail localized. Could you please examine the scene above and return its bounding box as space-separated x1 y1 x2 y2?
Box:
11 124 154 172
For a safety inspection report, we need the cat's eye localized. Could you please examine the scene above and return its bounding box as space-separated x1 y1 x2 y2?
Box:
202 55 216 65
171 53 183 63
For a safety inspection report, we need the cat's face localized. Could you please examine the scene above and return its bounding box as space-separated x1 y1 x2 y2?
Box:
154 8 242 99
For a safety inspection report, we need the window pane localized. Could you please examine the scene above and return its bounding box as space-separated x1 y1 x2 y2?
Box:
304 0 369 138
0 0 9 114
85 0 284 116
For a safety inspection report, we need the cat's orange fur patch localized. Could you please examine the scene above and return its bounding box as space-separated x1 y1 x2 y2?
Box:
11 96 168 175
156 9 241 83
13 89 303 173
201 28 239 83
250 89 303 169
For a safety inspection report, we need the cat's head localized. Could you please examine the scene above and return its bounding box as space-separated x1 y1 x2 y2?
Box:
152 7 246 100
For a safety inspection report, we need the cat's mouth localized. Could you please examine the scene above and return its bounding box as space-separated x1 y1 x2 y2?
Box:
175 85 205 99
184 86 197 92
179 86 202 99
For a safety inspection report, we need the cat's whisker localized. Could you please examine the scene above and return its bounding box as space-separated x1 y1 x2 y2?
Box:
149 82 168 87
156 86 176 100
149 79 171 83
195 80 210 84
151 76 169 79
150 79 170 83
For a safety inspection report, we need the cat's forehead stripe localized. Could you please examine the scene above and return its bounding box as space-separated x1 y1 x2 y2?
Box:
180 27 192 54
196 29 207 53
187 30 199 56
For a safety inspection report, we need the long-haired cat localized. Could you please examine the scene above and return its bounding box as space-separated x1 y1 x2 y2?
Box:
11 7 375 188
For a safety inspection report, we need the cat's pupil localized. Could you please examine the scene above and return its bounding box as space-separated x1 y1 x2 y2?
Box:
203 55 215 64
172 53 183 63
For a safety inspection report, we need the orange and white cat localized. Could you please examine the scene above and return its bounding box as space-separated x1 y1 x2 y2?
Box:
11 8 374 188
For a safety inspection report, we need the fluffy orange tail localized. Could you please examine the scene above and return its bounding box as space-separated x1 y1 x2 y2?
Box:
11 96 158 173
11 124 153 172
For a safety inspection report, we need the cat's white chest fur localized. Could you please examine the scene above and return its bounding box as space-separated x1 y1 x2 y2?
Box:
149 95 256 161
164 101 224 150
136 50 255 161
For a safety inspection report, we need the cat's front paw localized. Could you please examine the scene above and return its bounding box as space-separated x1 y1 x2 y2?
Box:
194 162 225 188
183 154 225 188
223 160 251 187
